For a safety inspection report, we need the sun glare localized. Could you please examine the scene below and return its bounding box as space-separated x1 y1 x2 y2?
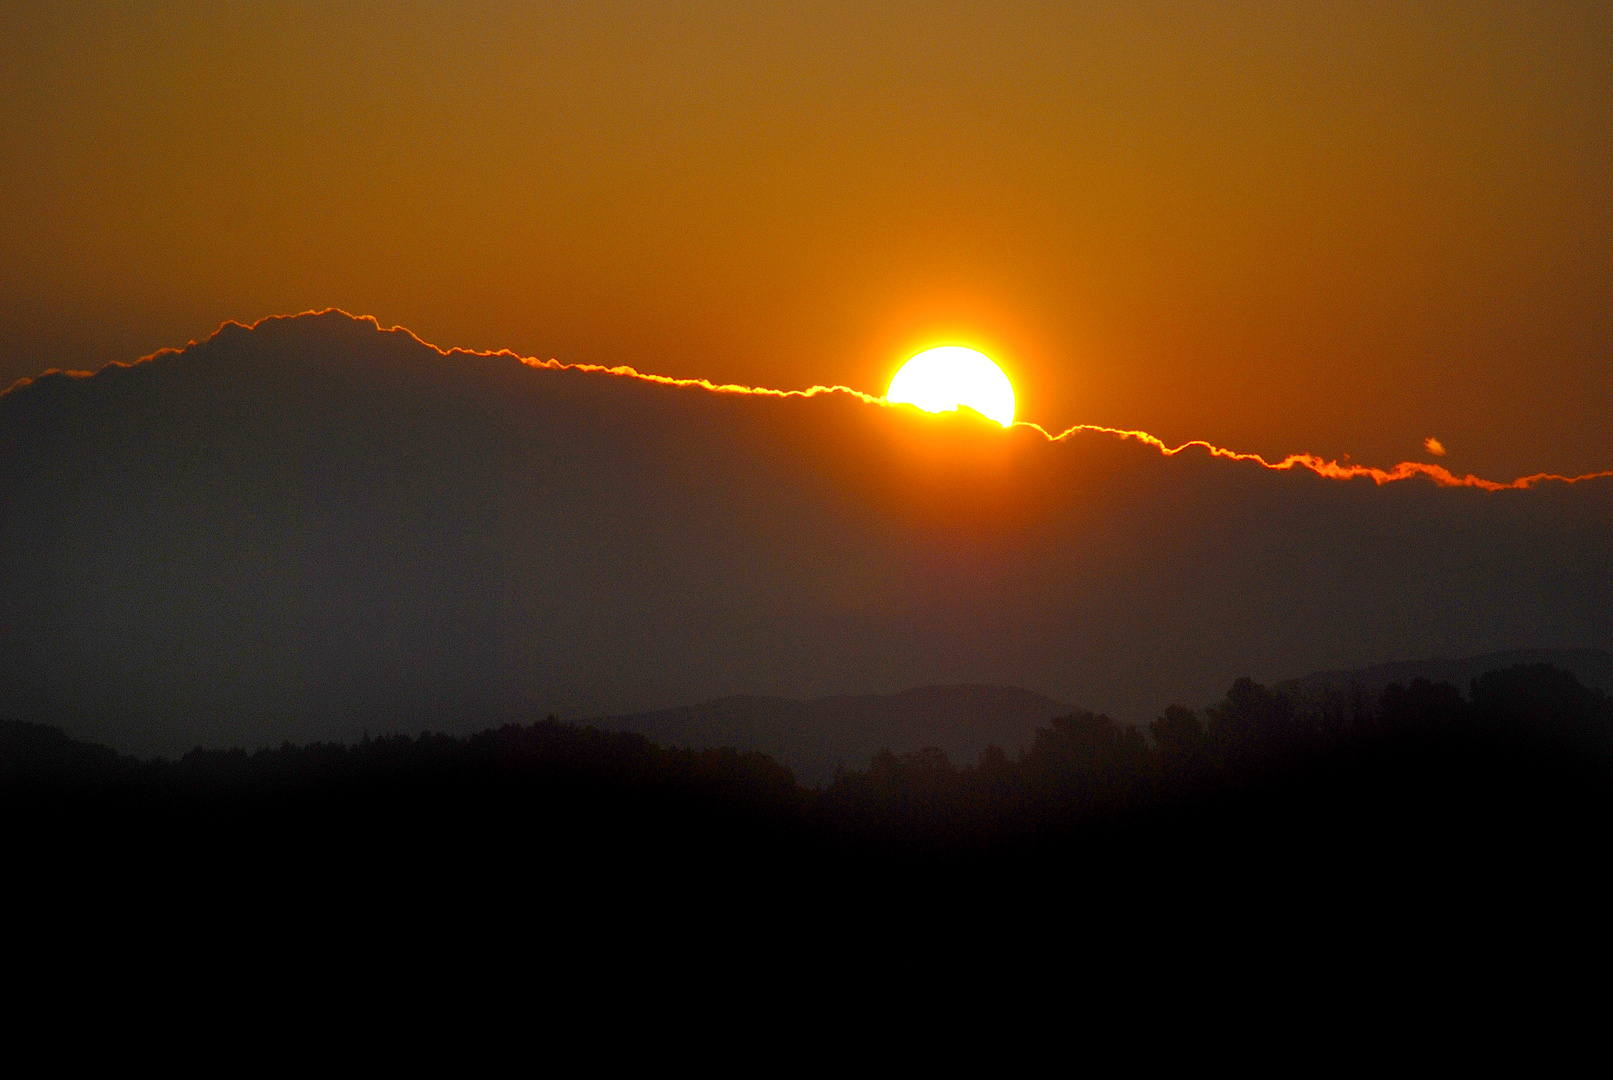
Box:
887 346 1015 427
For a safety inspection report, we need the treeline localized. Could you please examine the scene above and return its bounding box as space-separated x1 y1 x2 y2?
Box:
1 718 797 810
819 663 1613 852
1 718 809 881
5 663 1610 869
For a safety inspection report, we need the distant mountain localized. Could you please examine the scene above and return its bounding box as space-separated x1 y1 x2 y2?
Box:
1283 648 1613 704
588 684 1070 786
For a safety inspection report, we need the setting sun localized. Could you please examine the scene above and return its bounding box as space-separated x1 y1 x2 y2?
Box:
886 347 1016 427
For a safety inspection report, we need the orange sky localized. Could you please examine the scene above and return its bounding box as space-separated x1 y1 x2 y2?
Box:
3 2 1611 479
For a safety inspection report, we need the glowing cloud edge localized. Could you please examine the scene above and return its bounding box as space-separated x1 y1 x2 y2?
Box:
6 310 1608 493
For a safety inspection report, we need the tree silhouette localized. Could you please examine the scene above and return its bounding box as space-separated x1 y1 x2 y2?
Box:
4 663 1609 890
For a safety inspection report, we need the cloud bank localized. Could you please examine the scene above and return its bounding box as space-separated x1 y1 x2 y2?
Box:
3 311 1610 754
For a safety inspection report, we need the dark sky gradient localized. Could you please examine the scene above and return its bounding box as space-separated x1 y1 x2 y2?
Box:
4 313 1607 754
4 2 1612 479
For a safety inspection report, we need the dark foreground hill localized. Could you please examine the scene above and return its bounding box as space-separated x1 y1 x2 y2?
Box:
7 664 1611 944
588 684 1068 786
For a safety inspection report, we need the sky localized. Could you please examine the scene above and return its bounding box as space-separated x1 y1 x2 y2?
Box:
4 1 1611 481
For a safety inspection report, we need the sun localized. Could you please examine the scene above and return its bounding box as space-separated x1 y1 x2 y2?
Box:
886 346 1015 427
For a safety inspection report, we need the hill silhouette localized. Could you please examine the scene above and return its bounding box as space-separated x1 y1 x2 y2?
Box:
7 664 1608 896
588 684 1068 786
6 659 1611 989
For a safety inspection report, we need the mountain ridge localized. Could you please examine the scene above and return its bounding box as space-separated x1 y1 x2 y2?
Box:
1282 648 1613 703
